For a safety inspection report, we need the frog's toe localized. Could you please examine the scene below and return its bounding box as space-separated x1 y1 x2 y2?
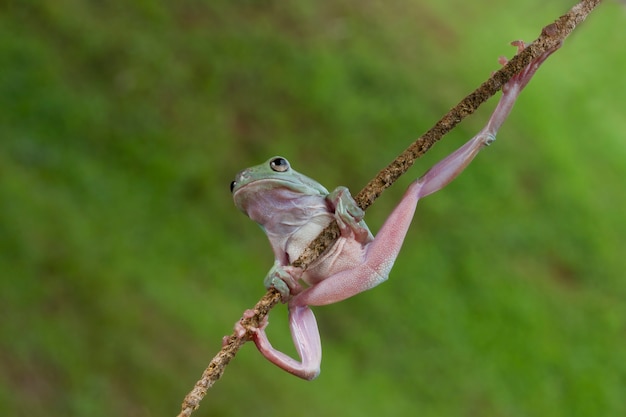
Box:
232 309 257 340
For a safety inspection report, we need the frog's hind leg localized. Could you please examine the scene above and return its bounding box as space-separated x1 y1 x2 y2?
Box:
249 305 322 380
361 42 562 280
293 43 560 309
415 41 560 200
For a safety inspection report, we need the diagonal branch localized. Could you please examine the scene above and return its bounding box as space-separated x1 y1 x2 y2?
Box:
177 1 602 415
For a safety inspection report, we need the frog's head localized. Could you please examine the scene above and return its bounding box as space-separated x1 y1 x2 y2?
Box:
231 156 328 215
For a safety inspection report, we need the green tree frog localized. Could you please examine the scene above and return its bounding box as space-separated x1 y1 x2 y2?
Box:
230 43 557 380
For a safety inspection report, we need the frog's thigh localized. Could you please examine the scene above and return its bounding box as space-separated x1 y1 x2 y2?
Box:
293 263 386 307
296 188 421 307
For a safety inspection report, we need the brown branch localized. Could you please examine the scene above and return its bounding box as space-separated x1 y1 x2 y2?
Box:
177 1 602 415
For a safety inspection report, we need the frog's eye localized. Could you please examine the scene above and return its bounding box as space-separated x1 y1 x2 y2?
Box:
270 157 290 172
230 181 236 193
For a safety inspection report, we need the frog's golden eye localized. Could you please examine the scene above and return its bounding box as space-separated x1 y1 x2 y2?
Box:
270 157 290 172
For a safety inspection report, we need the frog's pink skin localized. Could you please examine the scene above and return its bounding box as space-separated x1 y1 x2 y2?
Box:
233 45 559 380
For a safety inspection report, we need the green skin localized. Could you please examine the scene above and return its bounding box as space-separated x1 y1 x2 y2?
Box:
229 43 558 380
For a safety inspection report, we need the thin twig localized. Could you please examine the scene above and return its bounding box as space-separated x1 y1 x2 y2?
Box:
177 1 602 415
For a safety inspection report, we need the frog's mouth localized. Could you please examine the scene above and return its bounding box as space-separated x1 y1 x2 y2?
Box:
233 176 301 193
232 164 321 193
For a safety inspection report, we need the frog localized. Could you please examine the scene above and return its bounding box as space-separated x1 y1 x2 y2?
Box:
230 43 558 380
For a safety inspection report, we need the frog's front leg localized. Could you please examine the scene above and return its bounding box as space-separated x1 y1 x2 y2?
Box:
327 186 373 243
293 43 560 308
264 261 303 300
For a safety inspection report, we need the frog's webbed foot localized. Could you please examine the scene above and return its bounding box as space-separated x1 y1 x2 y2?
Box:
327 186 374 244
227 308 260 346
500 40 561 94
470 39 562 152
264 261 303 302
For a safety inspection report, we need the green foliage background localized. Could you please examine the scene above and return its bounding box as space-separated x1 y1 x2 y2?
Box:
1 1 625 416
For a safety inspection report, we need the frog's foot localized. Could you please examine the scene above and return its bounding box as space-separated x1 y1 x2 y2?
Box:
227 309 258 346
473 38 561 149
399 38 559 202
227 309 269 347
264 262 303 302
247 313 269 335
501 39 562 94
327 186 373 243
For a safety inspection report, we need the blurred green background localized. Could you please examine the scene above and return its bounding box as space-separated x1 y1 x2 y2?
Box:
1 1 625 416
